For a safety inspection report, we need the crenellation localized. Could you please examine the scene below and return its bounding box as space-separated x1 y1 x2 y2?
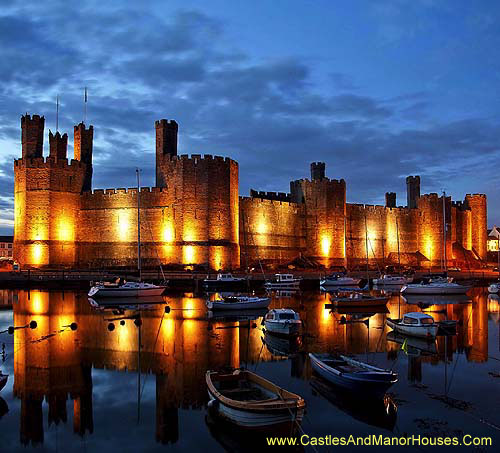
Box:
13 113 488 270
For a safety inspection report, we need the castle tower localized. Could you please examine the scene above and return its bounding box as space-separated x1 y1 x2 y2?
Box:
406 175 420 209
21 114 44 159
74 123 94 192
310 162 325 181
49 131 68 160
155 119 178 187
465 194 487 260
291 163 346 267
385 192 396 208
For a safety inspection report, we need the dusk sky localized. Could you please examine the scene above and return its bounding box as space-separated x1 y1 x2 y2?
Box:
1 0 500 235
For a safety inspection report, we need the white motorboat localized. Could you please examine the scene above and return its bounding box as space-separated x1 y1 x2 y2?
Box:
264 274 301 289
488 282 500 294
203 273 246 288
373 275 412 286
401 278 470 295
206 295 270 311
88 280 166 298
206 369 305 430
264 308 301 336
386 312 439 339
320 274 361 287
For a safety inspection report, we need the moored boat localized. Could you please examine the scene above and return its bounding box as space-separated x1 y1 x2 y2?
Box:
401 278 470 295
264 309 301 336
203 273 246 289
331 292 389 307
264 274 301 289
320 273 361 287
309 353 397 398
88 280 166 298
386 312 439 338
488 282 500 294
373 274 412 286
206 369 305 430
206 295 270 311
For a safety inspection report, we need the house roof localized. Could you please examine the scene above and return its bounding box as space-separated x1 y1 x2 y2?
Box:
488 226 500 239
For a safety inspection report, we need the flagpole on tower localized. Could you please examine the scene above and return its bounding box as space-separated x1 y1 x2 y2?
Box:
56 95 59 132
84 87 88 124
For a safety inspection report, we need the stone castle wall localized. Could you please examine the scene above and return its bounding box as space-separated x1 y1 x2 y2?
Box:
13 113 488 269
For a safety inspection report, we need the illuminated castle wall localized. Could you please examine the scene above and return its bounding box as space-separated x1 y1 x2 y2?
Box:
13 113 487 269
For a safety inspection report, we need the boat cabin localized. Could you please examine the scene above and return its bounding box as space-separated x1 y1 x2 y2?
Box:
266 309 300 321
275 274 296 282
216 273 236 281
402 312 435 326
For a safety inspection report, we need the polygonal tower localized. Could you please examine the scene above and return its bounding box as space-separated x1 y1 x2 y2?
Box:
465 194 487 261
155 119 178 187
74 123 94 192
14 114 88 267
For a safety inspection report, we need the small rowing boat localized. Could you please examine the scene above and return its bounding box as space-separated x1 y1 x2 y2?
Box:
320 274 361 287
206 369 305 430
309 353 397 399
206 295 270 311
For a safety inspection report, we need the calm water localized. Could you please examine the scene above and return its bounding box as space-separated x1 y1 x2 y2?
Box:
0 288 499 451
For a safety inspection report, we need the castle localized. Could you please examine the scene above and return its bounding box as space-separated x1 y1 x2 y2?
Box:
13 114 488 269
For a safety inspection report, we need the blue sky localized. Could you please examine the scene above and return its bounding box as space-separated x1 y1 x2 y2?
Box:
1 0 500 234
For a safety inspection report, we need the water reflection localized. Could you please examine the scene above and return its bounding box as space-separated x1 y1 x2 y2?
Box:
0 287 497 449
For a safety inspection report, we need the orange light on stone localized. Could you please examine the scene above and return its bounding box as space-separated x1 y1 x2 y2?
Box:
183 245 195 264
117 210 130 241
163 222 174 243
58 218 74 241
257 219 268 235
321 235 331 257
32 243 44 265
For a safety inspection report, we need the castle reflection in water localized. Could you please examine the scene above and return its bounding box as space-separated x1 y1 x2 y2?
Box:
5 288 497 446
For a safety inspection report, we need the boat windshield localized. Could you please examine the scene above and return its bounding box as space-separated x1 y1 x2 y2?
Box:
420 318 434 325
279 313 296 320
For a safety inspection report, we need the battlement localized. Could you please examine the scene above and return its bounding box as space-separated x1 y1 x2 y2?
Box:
21 114 44 125
155 119 178 129
163 153 237 166
346 202 412 214
82 186 166 198
249 189 291 202
239 196 300 210
466 193 487 199
290 177 345 186
14 156 86 170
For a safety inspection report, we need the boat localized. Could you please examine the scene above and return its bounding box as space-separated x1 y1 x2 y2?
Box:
203 273 246 289
373 274 412 286
264 309 301 336
88 169 167 298
401 278 470 295
206 369 305 430
206 295 270 311
0 372 7 392
88 280 166 298
329 292 389 308
320 274 361 287
264 274 301 289
488 281 500 294
262 331 301 357
386 312 439 338
309 353 397 399
310 378 397 431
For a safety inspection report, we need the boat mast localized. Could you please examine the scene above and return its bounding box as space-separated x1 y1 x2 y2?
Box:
364 213 369 280
442 191 447 273
396 218 401 273
136 169 142 282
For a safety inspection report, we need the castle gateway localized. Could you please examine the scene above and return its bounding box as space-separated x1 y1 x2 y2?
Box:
14 114 487 269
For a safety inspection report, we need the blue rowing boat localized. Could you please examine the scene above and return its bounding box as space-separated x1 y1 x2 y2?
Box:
309 353 397 398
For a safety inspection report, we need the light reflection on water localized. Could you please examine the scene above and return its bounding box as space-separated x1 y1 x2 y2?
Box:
0 288 498 451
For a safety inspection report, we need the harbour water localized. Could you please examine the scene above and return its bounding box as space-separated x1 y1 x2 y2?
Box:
0 288 498 451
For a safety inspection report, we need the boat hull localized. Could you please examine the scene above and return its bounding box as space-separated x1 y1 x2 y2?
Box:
401 284 469 295
309 354 396 399
333 298 388 308
386 318 438 338
264 281 301 289
207 298 270 311
88 286 166 298
264 320 301 336
320 278 361 287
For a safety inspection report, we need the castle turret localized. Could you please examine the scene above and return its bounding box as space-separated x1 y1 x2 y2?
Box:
465 194 487 260
74 123 94 192
310 162 325 181
21 114 44 159
406 175 420 209
155 119 178 187
385 192 396 208
49 131 68 160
